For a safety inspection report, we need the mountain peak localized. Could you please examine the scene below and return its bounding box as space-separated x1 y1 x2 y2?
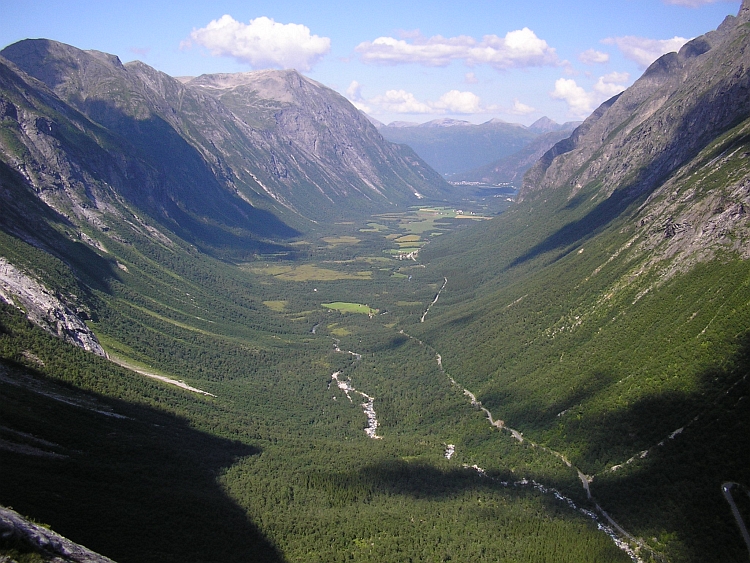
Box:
528 116 559 133
418 118 472 128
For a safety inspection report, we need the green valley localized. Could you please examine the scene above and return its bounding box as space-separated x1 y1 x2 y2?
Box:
3 5 750 562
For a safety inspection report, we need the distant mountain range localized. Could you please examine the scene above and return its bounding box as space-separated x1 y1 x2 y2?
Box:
375 116 579 178
2 2 750 561
449 125 579 185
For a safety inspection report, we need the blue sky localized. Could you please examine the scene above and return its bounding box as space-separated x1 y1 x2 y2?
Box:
1 0 742 125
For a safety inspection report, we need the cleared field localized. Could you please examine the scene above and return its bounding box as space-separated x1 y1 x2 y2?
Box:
322 235 360 245
322 302 379 315
262 300 288 312
359 222 390 233
394 234 421 243
245 263 372 281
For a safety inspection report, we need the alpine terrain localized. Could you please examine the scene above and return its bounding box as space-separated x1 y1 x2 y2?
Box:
1 3 750 563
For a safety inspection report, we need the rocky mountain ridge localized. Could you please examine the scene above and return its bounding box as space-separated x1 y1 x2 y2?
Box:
0 39 450 232
520 3 750 275
0 258 104 356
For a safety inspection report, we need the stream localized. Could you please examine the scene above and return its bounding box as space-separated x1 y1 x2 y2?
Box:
329 339 380 439
312 274 648 559
407 288 648 562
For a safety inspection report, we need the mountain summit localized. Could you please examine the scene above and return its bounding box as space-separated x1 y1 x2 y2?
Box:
0 39 450 235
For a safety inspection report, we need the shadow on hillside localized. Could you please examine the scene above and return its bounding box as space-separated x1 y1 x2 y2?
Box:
79 99 300 259
307 458 516 506
507 186 637 269
0 160 120 295
0 360 285 563
578 333 750 562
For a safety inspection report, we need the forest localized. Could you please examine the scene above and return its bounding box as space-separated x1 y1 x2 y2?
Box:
0 198 653 563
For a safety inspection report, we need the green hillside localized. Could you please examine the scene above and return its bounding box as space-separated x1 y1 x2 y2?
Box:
2 4 750 563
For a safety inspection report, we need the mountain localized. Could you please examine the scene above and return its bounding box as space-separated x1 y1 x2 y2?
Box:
2 4 750 562
0 47 297 260
378 117 538 176
527 116 580 134
449 123 578 185
0 39 450 236
416 4 750 561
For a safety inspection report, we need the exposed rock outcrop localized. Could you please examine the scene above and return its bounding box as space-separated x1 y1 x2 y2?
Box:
0 505 115 563
0 258 105 356
519 2 750 274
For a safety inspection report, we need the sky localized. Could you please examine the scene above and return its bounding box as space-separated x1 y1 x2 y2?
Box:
1 0 742 126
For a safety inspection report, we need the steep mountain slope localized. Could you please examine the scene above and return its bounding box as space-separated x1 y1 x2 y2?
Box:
0 52 297 260
378 118 538 176
415 4 750 561
1 39 450 227
450 125 577 185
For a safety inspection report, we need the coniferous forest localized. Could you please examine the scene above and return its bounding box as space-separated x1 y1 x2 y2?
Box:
3 5 750 562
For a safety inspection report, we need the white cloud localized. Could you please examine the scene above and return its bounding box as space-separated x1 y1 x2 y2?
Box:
551 72 630 118
433 90 484 114
346 80 364 101
370 90 434 114
511 99 535 115
464 72 479 84
346 81 371 113
366 89 494 115
602 35 690 68
579 49 609 65
355 28 558 70
185 15 330 71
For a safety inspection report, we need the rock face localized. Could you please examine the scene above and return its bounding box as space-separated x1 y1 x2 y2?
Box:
519 2 750 272
0 39 450 226
0 505 116 562
522 7 750 202
0 259 105 356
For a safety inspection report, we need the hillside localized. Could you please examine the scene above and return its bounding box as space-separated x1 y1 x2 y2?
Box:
1 4 750 563
0 39 450 232
0 39 632 563
416 4 750 561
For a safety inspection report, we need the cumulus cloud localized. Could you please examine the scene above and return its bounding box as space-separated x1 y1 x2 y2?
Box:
364 89 495 115
511 99 536 115
370 90 434 114
579 48 609 65
185 15 330 71
551 72 630 117
355 28 558 70
464 72 479 84
346 81 371 113
432 90 484 113
602 35 690 68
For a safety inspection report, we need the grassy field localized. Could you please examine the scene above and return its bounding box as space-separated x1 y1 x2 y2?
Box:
245 263 373 281
322 302 379 315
